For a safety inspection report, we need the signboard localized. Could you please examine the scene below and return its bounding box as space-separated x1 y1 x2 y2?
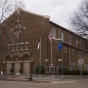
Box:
58 59 62 62
49 66 55 73
78 58 84 65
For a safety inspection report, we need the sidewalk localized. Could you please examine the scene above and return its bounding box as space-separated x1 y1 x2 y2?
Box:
0 74 88 83
0 76 88 84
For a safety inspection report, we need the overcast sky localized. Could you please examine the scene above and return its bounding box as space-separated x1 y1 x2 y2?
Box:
22 0 83 30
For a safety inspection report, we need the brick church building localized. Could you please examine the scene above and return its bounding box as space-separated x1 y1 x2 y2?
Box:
0 8 88 75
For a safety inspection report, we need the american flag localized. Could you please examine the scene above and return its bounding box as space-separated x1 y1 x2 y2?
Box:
48 31 52 42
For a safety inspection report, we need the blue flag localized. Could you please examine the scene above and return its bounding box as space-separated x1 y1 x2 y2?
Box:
58 41 63 50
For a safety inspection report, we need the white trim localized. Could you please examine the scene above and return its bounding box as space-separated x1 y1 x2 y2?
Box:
20 42 24 44
52 38 62 41
13 53 22 58
22 52 31 57
19 8 50 19
7 44 11 46
25 42 29 44
3 54 13 62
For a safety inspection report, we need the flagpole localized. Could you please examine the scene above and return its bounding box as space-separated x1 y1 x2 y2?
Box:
51 38 52 65
61 47 63 77
39 37 41 75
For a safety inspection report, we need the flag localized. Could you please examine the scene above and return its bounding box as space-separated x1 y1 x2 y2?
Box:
37 42 40 49
48 31 52 42
58 41 63 50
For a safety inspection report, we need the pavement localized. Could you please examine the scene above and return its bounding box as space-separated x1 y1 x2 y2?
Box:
0 76 88 84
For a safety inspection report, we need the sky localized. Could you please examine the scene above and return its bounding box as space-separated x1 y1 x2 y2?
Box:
21 0 83 30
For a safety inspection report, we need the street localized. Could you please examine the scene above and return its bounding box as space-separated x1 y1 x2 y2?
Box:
0 80 88 88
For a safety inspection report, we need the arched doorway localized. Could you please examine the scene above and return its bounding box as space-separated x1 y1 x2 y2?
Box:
13 53 22 74
22 55 30 74
22 52 31 74
3 54 13 74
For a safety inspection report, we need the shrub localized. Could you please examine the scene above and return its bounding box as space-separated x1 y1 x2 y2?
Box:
19 69 23 74
59 67 67 75
35 65 45 74
67 70 80 75
67 70 88 75
10 68 14 74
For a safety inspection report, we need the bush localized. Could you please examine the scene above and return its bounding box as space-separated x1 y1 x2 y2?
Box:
19 69 23 74
67 70 88 75
35 65 45 74
59 67 67 75
67 70 80 75
10 68 14 74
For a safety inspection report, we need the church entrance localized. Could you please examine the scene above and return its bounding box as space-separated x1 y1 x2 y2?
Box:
3 52 33 74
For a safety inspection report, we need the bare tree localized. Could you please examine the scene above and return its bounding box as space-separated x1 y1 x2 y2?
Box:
70 0 88 39
0 0 25 22
0 0 25 53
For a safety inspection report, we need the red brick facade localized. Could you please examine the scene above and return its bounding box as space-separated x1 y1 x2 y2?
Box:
0 8 88 74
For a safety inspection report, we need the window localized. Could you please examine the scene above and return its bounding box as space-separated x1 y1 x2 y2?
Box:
12 44 15 51
25 42 29 50
21 43 24 50
70 60 75 70
61 32 64 42
16 43 19 51
69 35 72 45
7 44 11 52
72 49 75 55
81 40 84 49
64 46 67 53
52 27 56 38
76 38 78 46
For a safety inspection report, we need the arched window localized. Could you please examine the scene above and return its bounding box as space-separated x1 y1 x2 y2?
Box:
52 27 56 38
76 38 78 46
61 32 64 42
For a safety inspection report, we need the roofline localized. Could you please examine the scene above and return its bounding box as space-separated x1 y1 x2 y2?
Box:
19 8 50 19
50 21 87 40
0 8 50 24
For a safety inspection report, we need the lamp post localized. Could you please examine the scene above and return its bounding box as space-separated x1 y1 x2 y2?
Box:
29 50 33 81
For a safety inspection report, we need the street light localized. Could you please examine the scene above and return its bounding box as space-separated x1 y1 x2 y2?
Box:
29 50 33 81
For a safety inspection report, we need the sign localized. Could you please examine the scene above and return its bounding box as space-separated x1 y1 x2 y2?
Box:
58 59 62 62
78 58 84 65
49 66 55 73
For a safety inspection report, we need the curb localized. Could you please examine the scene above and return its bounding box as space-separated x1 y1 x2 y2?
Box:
0 77 29 82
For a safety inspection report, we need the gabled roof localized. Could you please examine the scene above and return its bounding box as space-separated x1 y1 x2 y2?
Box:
19 8 50 19
1 7 50 24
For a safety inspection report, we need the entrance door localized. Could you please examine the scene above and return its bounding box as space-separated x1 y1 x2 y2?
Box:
6 63 12 73
23 62 30 74
15 62 20 73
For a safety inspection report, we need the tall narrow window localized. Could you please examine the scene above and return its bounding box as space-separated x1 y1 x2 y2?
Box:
61 32 64 42
25 42 29 50
52 27 56 38
16 43 19 51
64 46 67 53
76 38 78 46
7 44 11 52
70 60 75 70
21 43 24 50
72 49 75 55
12 44 15 51
82 40 85 49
